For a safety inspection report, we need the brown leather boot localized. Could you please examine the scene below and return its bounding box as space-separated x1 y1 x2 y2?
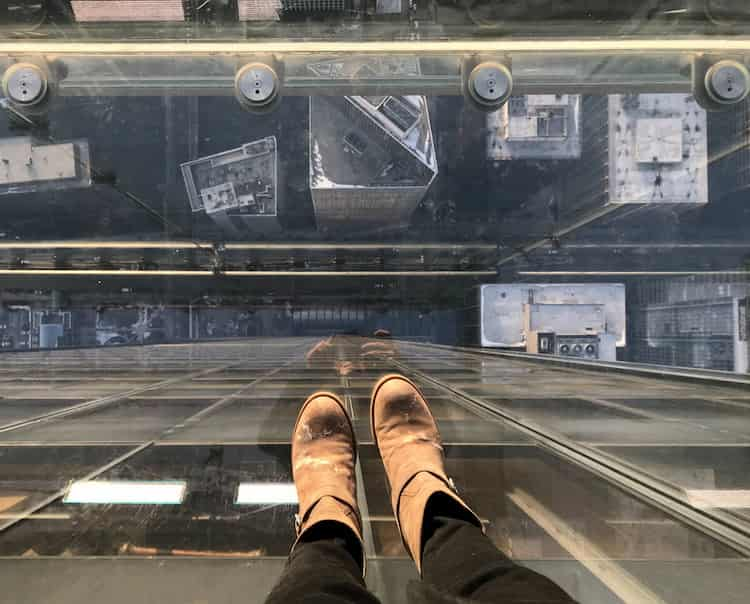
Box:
291 391 365 575
371 374 482 575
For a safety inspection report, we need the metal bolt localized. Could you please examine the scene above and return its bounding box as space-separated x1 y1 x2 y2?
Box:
235 63 278 107
468 62 512 107
2 63 48 106
705 60 750 104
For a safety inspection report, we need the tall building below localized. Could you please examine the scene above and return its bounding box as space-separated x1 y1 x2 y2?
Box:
606 94 708 205
309 95 437 232
487 95 582 160
0 137 91 195
477 283 626 357
0 305 30 349
566 94 708 209
181 137 281 237
629 275 750 373
708 96 750 201
498 94 709 241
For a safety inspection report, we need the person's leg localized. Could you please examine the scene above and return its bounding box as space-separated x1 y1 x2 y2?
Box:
264 391 380 604
370 375 576 604
418 493 576 603
265 520 380 604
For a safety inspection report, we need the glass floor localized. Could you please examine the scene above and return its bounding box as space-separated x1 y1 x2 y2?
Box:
0 337 748 604
3 1 750 603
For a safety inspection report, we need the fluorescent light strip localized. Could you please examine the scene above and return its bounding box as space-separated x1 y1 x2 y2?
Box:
686 489 750 510
2 39 750 54
0 241 213 250
0 269 495 277
64 480 187 505
0 241 498 251
236 482 297 505
517 271 750 276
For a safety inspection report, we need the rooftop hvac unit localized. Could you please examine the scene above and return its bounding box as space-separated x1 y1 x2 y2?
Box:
522 303 617 361
71 1 186 22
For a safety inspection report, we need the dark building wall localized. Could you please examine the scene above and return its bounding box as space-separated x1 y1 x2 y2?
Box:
708 97 750 200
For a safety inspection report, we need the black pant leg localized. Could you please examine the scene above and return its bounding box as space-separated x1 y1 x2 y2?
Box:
418 495 577 603
264 522 381 604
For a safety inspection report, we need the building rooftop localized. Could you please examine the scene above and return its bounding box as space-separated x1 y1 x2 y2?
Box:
487 95 582 160
309 95 437 190
0 136 91 194
70 1 185 22
609 94 708 204
181 137 278 218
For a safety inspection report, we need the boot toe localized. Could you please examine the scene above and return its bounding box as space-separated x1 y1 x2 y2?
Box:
372 376 424 425
295 394 352 443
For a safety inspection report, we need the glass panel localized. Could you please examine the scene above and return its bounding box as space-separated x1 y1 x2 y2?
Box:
394 344 750 528
2 3 750 604
0 444 297 556
0 445 133 518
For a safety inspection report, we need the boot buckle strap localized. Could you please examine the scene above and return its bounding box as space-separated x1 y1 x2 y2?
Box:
447 477 458 493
